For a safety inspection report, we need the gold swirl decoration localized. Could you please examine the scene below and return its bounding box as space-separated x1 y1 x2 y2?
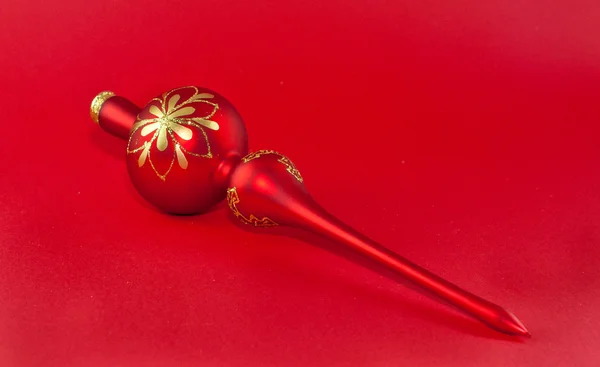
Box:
126 86 219 181
90 91 115 124
226 187 278 227
242 150 303 183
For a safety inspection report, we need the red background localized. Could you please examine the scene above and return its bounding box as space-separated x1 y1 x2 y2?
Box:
1 1 600 366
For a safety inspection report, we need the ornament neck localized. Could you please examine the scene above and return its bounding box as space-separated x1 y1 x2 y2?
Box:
90 91 140 140
214 155 243 189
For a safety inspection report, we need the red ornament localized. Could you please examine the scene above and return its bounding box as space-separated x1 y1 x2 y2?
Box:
90 87 530 338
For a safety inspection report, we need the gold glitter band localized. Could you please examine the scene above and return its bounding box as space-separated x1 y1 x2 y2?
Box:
226 187 278 227
90 91 116 124
243 150 303 183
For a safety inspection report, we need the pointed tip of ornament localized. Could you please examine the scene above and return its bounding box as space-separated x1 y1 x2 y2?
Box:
503 309 531 338
90 90 116 124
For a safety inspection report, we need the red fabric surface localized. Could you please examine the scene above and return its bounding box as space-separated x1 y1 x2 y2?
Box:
1 1 599 366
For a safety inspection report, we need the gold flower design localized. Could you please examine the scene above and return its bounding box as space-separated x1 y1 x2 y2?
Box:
127 86 220 180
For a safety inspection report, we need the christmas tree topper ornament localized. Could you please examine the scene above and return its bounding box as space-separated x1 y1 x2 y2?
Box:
89 86 530 338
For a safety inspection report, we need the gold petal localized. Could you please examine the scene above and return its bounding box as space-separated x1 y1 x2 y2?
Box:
157 126 168 151
191 93 214 100
130 118 157 133
138 143 149 167
167 94 180 113
149 105 164 118
170 123 193 140
175 144 188 169
191 118 220 131
140 122 160 136
169 106 195 118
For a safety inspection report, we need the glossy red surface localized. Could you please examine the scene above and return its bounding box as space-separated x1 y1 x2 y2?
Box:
97 95 140 140
229 152 529 336
124 86 248 214
2 1 600 366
